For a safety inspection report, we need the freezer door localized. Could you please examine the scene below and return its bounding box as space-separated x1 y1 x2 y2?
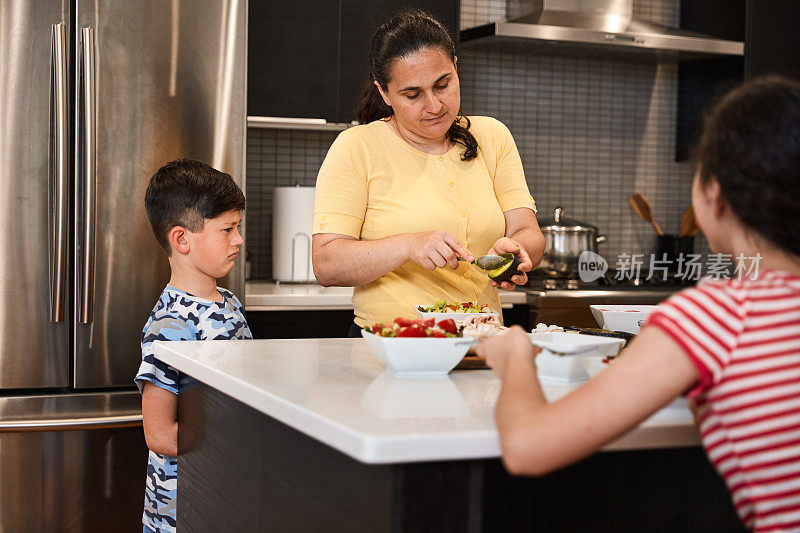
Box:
0 1 70 388
0 393 146 531
73 0 247 388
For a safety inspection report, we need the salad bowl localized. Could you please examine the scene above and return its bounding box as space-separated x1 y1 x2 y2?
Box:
590 304 658 334
416 300 499 325
361 329 471 377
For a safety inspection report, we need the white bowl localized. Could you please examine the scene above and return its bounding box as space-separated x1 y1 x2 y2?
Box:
530 332 625 382
415 305 500 325
590 304 658 334
361 330 472 377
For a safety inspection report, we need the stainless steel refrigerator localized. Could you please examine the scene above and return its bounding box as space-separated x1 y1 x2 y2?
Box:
0 1 246 530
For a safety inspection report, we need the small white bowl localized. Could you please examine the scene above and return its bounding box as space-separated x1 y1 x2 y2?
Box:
530 332 625 382
415 305 500 325
361 330 472 377
590 304 658 334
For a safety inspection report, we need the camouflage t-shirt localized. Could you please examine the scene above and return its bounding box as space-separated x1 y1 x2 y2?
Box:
135 285 251 533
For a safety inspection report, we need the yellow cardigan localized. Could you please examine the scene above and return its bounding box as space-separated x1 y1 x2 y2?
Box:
313 116 536 328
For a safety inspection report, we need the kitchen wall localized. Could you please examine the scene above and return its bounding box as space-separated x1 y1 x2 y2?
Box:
246 0 709 281
246 129 338 280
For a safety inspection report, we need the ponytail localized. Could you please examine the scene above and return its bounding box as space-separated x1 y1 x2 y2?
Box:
355 70 393 124
354 10 480 161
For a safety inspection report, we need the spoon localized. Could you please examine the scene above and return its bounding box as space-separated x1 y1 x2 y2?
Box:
680 206 700 237
629 193 663 236
679 206 693 236
457 253 513 271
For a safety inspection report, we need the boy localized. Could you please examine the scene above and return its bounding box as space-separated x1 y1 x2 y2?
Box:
135 159 252 533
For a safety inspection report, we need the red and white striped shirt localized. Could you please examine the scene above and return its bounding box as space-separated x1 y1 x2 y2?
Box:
647 270 800 532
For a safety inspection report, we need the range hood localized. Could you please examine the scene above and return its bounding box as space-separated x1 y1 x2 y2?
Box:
460 0 744 60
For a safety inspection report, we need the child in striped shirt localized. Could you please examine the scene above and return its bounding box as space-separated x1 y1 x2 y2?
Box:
477 76 800 532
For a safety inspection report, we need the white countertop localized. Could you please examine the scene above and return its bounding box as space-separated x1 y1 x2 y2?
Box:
245 281 528 311
155 338 699 465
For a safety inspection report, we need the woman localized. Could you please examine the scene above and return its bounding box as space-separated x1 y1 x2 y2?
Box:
312 10 545 336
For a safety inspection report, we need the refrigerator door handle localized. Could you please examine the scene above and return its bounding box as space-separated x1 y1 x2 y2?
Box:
0 414 142 432
49 23 69 323
76 26 97 324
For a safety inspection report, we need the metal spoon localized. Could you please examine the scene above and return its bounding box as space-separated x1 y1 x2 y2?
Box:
457 253 513 271
629 193 664 236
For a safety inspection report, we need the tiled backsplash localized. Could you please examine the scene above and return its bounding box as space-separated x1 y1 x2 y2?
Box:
246 0 709 281
246 129 339 280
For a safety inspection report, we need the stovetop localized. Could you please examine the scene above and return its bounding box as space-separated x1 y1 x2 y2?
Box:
524 271 696 292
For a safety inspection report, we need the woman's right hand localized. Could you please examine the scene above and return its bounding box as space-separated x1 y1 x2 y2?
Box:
405 230 473 270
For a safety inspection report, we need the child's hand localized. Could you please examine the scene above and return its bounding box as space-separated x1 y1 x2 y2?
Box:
475 326 539 378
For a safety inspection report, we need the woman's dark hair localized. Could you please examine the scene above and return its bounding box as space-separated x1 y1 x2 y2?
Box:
694 75 800 257
355 9 478 161
145 158 246 253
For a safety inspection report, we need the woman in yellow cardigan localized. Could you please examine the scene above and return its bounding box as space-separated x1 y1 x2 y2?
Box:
312 10 546 336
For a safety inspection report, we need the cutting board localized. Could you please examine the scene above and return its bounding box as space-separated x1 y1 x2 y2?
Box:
455 355 489 370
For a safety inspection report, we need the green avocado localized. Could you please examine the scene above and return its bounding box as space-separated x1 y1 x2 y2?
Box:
487 253 520 283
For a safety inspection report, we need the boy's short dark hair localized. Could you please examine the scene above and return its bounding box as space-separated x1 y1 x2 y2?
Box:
145 159 246 253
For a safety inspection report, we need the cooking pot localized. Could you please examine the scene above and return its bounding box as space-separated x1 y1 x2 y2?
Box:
535 207 606 278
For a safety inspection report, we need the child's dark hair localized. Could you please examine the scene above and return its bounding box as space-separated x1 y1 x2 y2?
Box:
355 9 478 161
144 159 246 253
695 76 800 257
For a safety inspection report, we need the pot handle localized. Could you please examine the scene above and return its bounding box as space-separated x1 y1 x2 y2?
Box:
596 235 607 244
553 206 563 223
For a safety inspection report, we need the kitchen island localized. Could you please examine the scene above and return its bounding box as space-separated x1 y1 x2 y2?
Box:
156 338 743 532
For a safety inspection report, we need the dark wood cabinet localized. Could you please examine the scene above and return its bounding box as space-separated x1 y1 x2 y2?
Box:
676 0 745 161
181 383 745 532
677 0 800 160
744 1 800 80
338 0 460 123
248 0 340 120
248 0 459 123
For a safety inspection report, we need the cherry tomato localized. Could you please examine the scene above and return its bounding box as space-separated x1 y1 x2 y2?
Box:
396 324 426 337
418 317 435 328
394 317 415 327
438 319 458 334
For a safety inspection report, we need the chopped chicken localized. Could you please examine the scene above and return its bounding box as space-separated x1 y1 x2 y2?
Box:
458 315 508 340
531 323 565 334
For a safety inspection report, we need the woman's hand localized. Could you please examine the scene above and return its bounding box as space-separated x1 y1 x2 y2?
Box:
405 230 472 271
486 237 533 290
475 326 539 379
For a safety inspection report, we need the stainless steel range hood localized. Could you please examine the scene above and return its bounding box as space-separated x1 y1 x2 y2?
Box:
460 0 744 60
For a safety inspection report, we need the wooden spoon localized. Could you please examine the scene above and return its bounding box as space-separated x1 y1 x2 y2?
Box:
680 205 701 237
680 206 695 237
629 193 663 236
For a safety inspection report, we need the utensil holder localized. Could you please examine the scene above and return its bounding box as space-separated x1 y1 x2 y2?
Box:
654 234 694 273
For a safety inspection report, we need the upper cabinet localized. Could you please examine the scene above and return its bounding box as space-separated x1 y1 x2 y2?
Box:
676 0 800 160
338 0 460 124
744 1 800 80
248 0 460 124
248 0 340 121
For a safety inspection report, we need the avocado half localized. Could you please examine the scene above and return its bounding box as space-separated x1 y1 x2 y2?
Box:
487 253 520 283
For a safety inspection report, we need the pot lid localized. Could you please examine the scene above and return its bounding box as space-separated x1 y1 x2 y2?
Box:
537 206 599 233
